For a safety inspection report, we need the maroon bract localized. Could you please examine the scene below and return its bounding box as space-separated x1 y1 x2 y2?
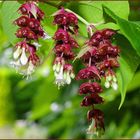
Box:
53 7 79 88
76 66 100 80
81 94 104 106
79 82 102 95
12 1 50 78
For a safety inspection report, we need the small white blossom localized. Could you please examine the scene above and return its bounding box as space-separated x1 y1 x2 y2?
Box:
13 46 22 59
70 73 75 79
104 74 118 91
54 65 66 88
66 72 71 84
20 48 28 65
104 81 110 88
112 75 117 82
111 82 118 90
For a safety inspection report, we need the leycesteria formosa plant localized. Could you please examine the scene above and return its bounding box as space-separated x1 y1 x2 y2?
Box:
12 1 121 136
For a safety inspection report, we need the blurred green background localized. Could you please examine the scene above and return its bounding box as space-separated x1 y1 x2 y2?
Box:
0 1 140 139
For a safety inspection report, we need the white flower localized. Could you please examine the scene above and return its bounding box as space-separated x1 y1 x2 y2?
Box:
54 65 66 88
66 72 71 84
112 75 117 82
106 75 112 81
20 48 28 65
13 46 22 59
104 74 118 91
111 82 118 90
104 81 110 88
56 63 61 73
70 73 75 79
53 64 56 71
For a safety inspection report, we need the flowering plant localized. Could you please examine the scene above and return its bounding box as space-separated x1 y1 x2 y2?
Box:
1 0 140 138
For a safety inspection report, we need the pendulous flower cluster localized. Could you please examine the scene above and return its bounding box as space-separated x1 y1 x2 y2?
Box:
52 8 79 88
76 28 120 135
12 1 50 78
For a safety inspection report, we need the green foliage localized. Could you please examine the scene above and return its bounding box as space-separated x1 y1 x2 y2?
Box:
103 6 140 108
0 69 15 126
104 6 140 56
67 1 129 36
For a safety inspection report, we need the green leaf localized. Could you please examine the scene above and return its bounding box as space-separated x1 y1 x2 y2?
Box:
68 1 129 22
1 1 21 44
103 6 140 108
115 35 140 109
103 6 140 56
67 1 129 36
30 71 59 120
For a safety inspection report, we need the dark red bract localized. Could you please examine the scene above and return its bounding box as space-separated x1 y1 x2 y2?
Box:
81 94 104 106
79 82 102 95
76 66 100 80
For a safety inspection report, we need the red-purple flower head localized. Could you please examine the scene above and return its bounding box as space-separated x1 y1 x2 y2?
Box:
52 7 79 87
12 1 50 77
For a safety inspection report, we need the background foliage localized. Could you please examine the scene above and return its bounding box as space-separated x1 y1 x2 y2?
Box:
0 0 140 139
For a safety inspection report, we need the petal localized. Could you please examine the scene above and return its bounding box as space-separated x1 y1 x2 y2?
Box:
66 72 71 84
70 73 75 79
20 48 28 65
53 64 56 71
104 81 110 88
111 82 118 90
56 63 61 73
13 47 22 59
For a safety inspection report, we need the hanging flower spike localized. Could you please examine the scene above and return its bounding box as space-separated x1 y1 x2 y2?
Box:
12 1 50 77
76 27 120 136
53 7 79 88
